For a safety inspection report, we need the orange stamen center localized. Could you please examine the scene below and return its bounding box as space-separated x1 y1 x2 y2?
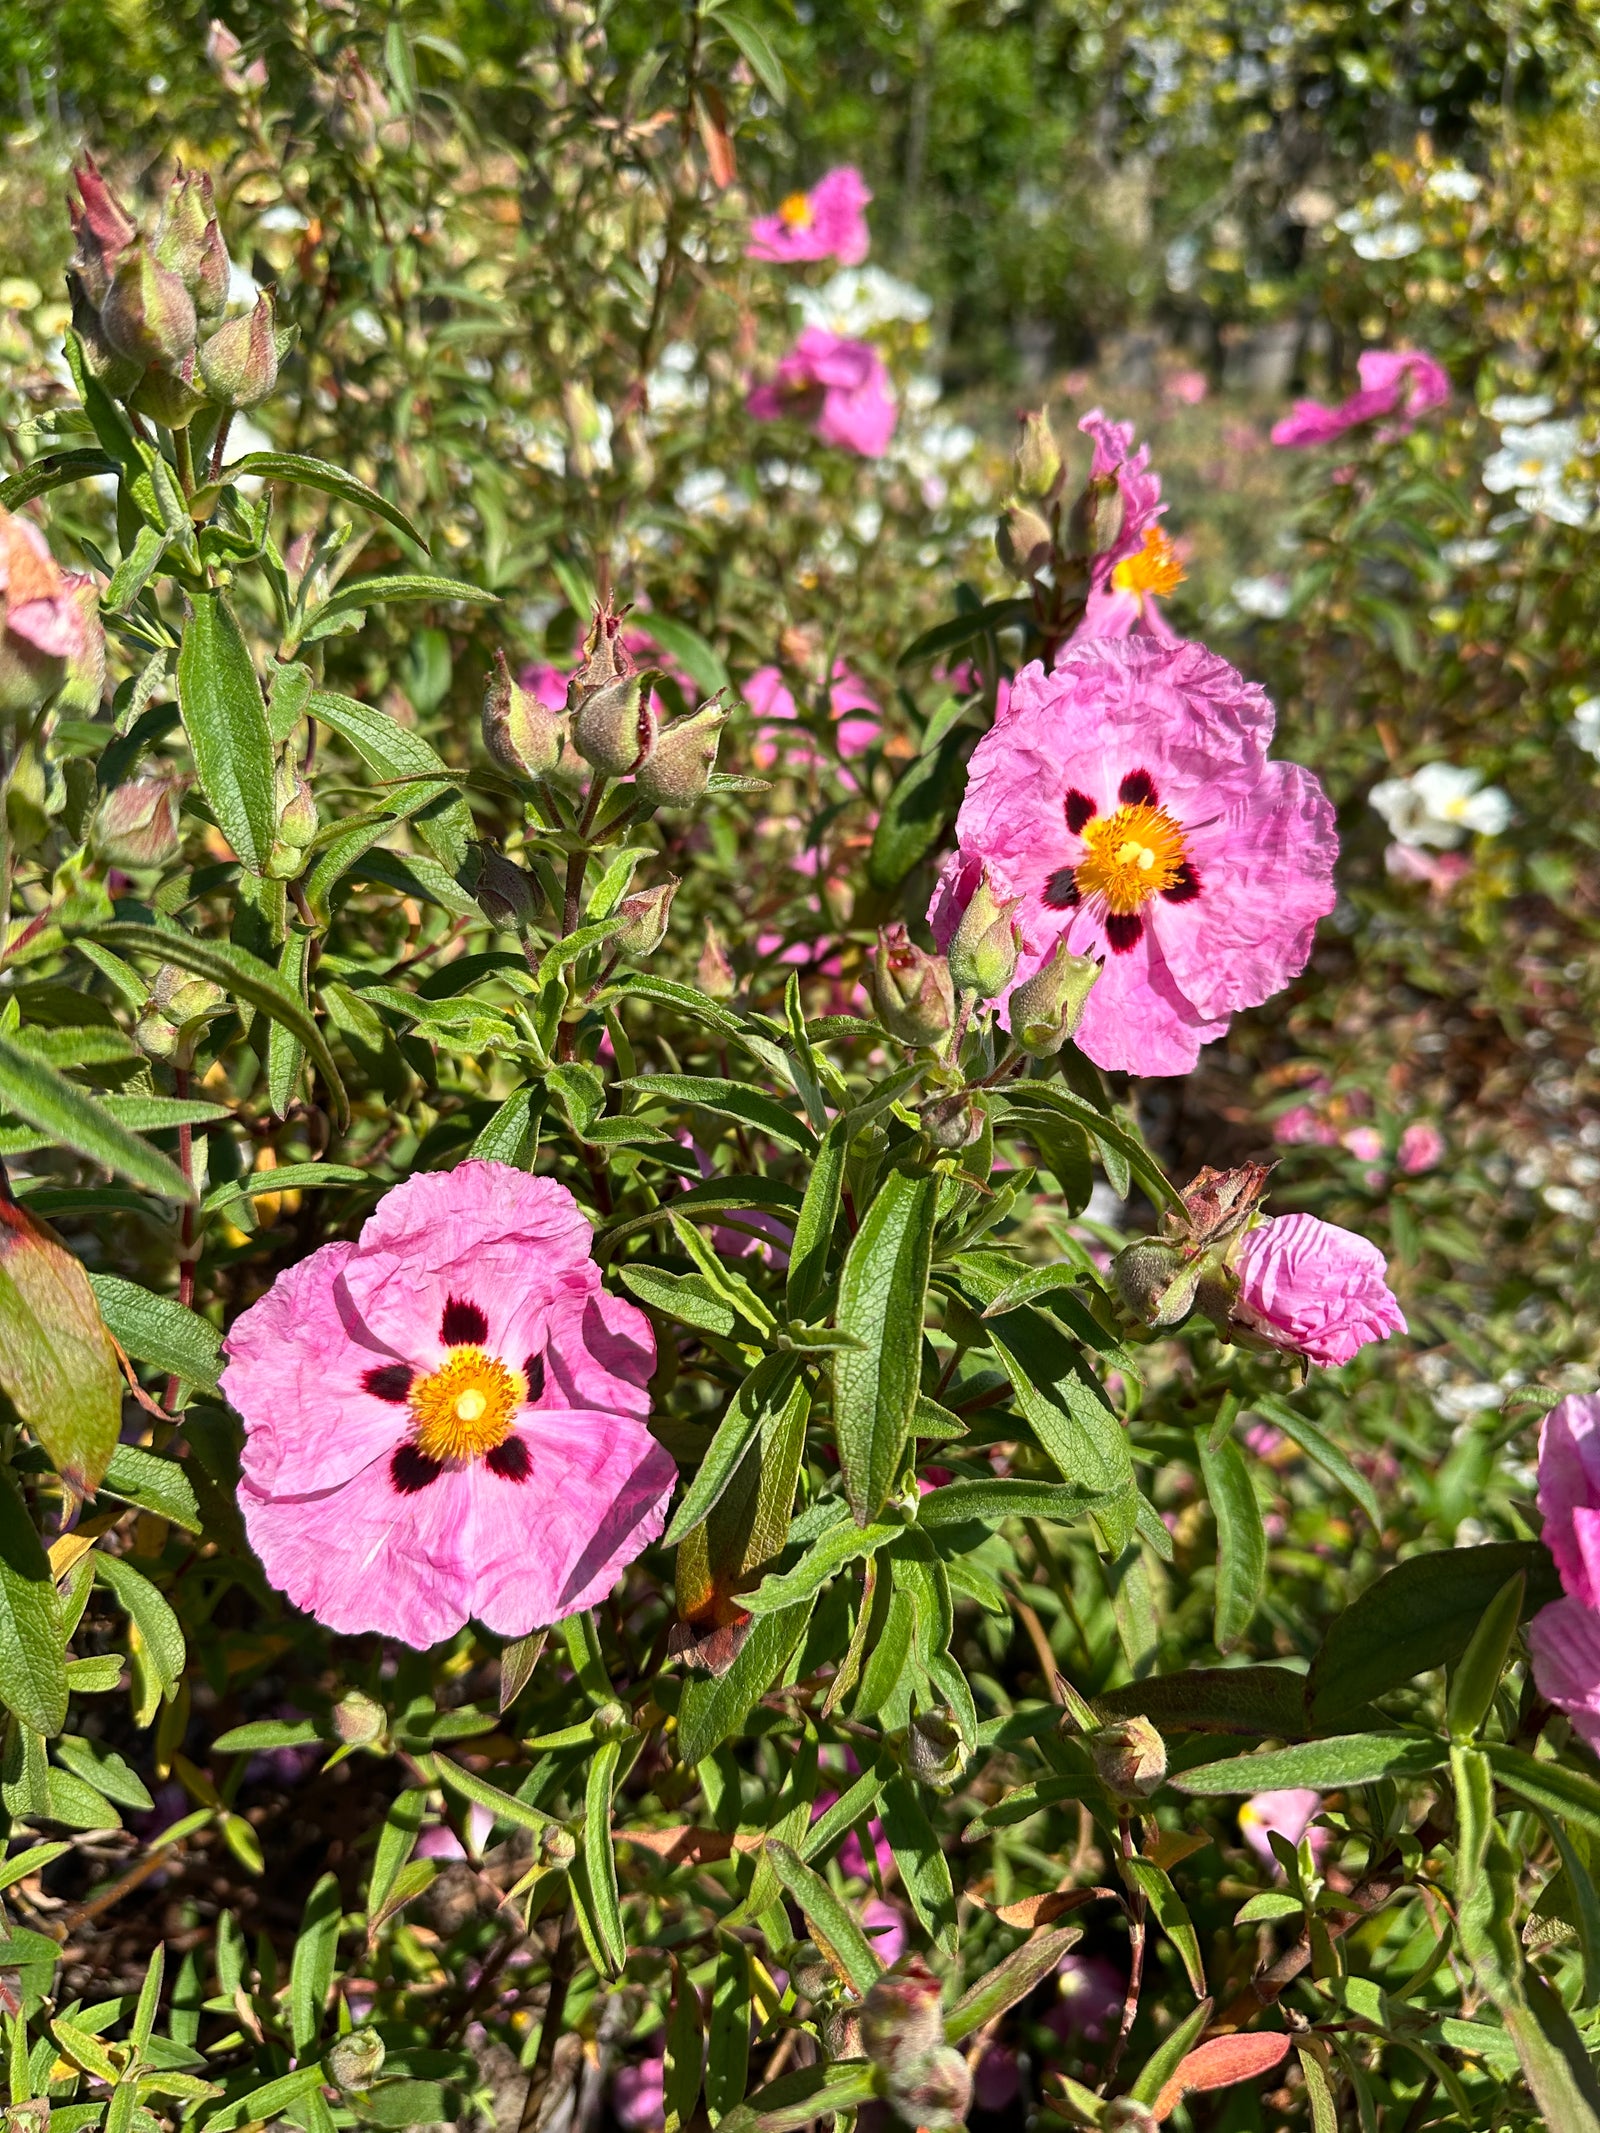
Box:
1075 802 1188 915
408 1346 524 1464
1111 525 1186 602
778 192 815 229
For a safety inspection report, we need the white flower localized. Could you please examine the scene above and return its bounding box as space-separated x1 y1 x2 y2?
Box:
648 341 707 416
227 260 260 308
348 307 386 348
1231 574 1292 619
1425 167 1483 202
1483 419 1593 526
790 266 932 338
1369 761 1512 848
1486 393 1555 425
1335 193 1402 236
675 468 744 519
256 203 308 234
1571 697 1600 756
1351 221 1424 260
1441 537 1500 568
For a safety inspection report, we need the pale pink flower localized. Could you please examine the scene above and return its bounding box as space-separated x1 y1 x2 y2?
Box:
1238 1787 1327 1871
0 508 99 714
861 1896 906 1965
929 639 1338 1077
1232 1212 1406 1367
1066 411 1182 645
1341 1126 1384 1163
1397 1121 1445 1174
1535 1395 1600 1609
613 2055 667 2132
1273 1103 1338 1148
746 662 880 766
746 328 897 457
221 1162 676 1648
1529 1598 1600 1753
1385 842 1472 893
1165 367 1209 406
1272 348 1450 448
746 167 872 266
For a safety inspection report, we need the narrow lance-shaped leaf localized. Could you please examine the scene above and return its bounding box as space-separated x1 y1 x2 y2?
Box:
176 591 277 876
0 1033 194 1203
833 1167 938 1525
0 1197 121 1493
1198 1430 1266 1656
0 1463 67 1735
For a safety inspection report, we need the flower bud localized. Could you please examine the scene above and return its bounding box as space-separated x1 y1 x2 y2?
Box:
206 20 270 96
1066 472 1127 558
100 246 198 371
265 749 318 879
860 1962 945 2076
573 672 654 777
871 924 955 1048
482 648 563 779
1086 1715 1166 1799
68 271 142 397
613 876 677 957
919 1089 983 1150
1007 938 1100 1056
130 356 209 431
471 846 541 933
819 2006 863 2061
887 2044 972 2133
154 169 230 321
995 499 1053 581
134 966 225 1063
92 764 188 869
1015 408 1063 499
1112 1238 1203 1329
1104 2103 1159 2133
332 1689 386 1747
947 865 1021 999
69 156 138 307
198 290 280 407
634 704 726 808
58 575 107 717
903 1708 969 1792
697 920 736 999
541 1824 577 1865
327 2029 386 2095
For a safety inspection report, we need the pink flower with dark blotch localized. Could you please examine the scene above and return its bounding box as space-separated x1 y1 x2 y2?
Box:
1231 1212 1406 1367
1271 348 1450 448
929 639 1338 1076
746 329 897 458
221 1162 676 1648
613 2054 667 2133
1238 1787 1327 1871
1044 1954 1124 2045
1067 410 1182 645
1397 1121 1445 1174
746 662 880 768
1535 1395 1600 1609
747 167 872 266
1530 1597 1600 1752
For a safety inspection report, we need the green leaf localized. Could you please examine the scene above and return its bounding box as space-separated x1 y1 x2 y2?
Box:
1306 1541 1559 1730
177 592 277 876
1248 1394 1381 1527
303 571 496 640
74 921 349 1129
93 1554 184 1705
435 1756 556 1836
634 613 732 697
715 2063 880 2133
0 1465 67 1734
621 1073 817 1154
0 1032 193 1202
802 1765 891 1864
666 1356 800 1545
0 447 118 511
1447 1572 1525 1741
713 7 787 102
664 1955 705 2133
707 1936 752 2122
584 1738 627 1976
945 1926 1085 2042
867 728 968 891
833 1168 938 1525
1198 1432 1266 1655
1503 1976 1600 2132
85 1273 222 1393
0 1198 122 1491
1126 1996 1214 2109
290 1872 342 2055
220 451 427 552
898 598 1033 669
764 1841 882 1994
1175 1733 1448 1795
677 1601 814 1766
95 1445 200 1532
1123 1857 1205 1996
309 688 474 870
786 1115 846 1323
743 1510 901 1614
214 1718 322 1753
1487 1743 1600 1846
267 930 311 1117
200 2062 330 2131
1093 1665 1313 1740
602 1174 803 1248
879 1772 957 1954
54 1735 152 1812
916 1477 1100 1530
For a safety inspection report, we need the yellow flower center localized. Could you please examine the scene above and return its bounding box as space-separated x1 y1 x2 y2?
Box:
1110 525 1186 601
779 191 815 229
408 1346 525 1464
1076 802 1188 915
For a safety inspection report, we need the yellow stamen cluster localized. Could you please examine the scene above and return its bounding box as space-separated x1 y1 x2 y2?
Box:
1111 525 1186 602
778 191 815 229
1075 802 1188 915
408 1346 524 1464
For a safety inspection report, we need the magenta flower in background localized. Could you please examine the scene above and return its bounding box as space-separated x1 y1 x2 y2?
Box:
746 167 872 265
1397 1121 1446 1174
519 662 570 712
613 2054 667 2133
1065 410 1183 646
930 639 1338 1076
1528 1599 1600 1753
1232 1212 1406 1366
746 662 880 766
861 1896 907 1966
1273 1102 1338 1149
1534 1396 1600 1609
974 2046 1022 2112
1271 348 1450 449
1238 1787 1327 1871
746 328 897 457
221 1162 676 1648
1044 1953 1125 2045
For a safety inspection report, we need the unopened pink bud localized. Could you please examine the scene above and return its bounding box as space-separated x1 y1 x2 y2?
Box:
101 246 198 370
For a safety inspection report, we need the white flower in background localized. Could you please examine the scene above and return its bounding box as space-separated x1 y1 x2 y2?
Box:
228 259 260 308
1336 194 1423 259
1483 418 1594 526
1425 167 1483 202
791 266 933 338
348 307 386 348
257 203 308 234
675 468 744 520
1571 697 1600 757
903 374 943 417
1231 574 1293 619
1486 393 1555 425
649 342 706 416
1370 761 1512 848
1441 536 1500 568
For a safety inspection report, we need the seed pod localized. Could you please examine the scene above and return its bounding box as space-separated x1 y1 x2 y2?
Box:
871 924 955 1048
1112 1238 1203 1330
995 499 1053 580
573 672 654 777
198 290 281 408
482 648 564 779
327 2030 386 2095
634 704 726 807
100 245 198 370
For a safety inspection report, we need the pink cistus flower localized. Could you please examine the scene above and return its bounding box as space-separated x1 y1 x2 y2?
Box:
221 1162 677 1648
746 328 897 458
929 639 1338 1076
1397 1121 1445 1174
1528 1397 1600 1748
1237 1787 1327 1871
1271 349 1450 449
1231 1212 1406 1367
1064 410 1183 648
746 166 871 266
746 662 880 766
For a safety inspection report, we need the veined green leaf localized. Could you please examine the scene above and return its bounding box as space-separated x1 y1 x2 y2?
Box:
0 1032 193 1202
0 1464 67 1734
220 451 426 552
1198 1431 1266 1655
833 1167 937 1525
1176 1732 1448 1795
177 592 277 876
86 1273 222 1393
764 1840 882 1993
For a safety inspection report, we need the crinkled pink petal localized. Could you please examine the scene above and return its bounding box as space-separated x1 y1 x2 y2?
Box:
1232 1212 1406 1366
1537 1395 1600 1608
1078 408 1164 583
746 166 871 265
1357 347 1450 418
1271 399 1358 448
1529 1595 1600 1754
